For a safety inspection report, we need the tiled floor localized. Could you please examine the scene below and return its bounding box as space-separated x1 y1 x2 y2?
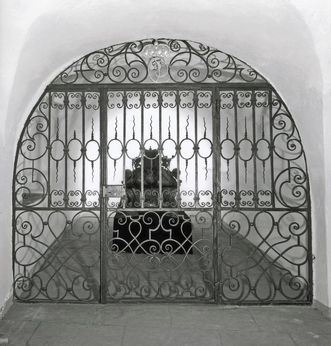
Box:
1 303 331 345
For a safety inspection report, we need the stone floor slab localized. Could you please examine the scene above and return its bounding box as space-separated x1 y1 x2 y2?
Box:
28 321 124 346
220 330 296 346
0 320 40 346
35 303 99 325
290 331 331 346
4 303 41 321
122 326 221 346
250 307 331 335
170 305 259 331
248 305 325 322
2 303 331 346
95 303 171 327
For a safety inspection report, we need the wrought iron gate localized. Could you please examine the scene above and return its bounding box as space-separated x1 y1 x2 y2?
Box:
13 39 312 304
103 88 215 301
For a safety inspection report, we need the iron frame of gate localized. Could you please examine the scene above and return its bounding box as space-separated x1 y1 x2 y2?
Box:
12 80 313 305
102 84 219 303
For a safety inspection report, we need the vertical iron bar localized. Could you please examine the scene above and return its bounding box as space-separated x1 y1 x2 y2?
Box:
122 91 127 208
194 90 198 207
233 90 239 208
268 89 275 208
99 89 108 303
252 90 258 208
140 91 145 208
307 189 313 302
47 92 52 208
82 92 86 208
158 91 163 208
212 88 220 302
176 90 181 207
64 92 68 207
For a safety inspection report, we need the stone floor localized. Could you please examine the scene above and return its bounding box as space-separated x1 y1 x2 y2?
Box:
1 303 331 345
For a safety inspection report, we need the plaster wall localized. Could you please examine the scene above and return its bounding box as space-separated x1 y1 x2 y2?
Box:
0 0 330 309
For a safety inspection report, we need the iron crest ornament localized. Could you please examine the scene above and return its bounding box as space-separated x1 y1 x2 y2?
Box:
145 41 170 82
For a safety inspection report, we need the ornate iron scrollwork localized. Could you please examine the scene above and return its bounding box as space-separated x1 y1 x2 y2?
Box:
52 39 265 85
13 38 311 304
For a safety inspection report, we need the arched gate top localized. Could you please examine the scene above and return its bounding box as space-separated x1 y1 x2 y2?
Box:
52 38 267 85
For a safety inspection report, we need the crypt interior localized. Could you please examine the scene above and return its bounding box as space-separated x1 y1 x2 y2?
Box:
1 1 331 345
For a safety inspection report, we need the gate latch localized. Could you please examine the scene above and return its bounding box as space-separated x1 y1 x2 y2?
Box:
103 184 125 198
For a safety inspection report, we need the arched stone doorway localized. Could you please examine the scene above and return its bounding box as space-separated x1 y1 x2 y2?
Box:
13 39 312 304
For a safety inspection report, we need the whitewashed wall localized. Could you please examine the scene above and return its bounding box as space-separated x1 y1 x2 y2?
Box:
1 0 330 310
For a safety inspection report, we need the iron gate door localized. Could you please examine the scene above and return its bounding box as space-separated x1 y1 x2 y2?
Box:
101 88 217 302
14 91 102 302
